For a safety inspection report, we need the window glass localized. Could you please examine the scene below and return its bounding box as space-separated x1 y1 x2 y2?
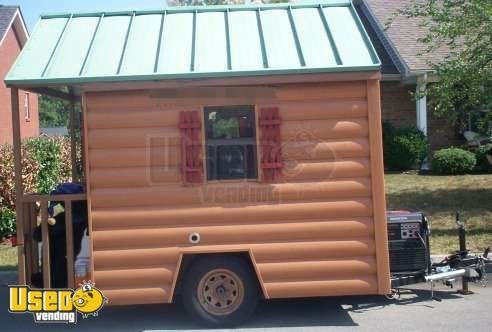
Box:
205 106 257 180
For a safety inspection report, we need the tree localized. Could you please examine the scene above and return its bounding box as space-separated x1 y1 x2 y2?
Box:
169 0 241 5
396 0 492 136
168 0 287 6
39 95 70 128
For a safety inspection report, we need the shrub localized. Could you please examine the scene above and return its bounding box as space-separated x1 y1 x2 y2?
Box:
0 136 73 211
0 207 16 239
383 122 428 170
24 137 62 194
432 148 476 175
0 143 39 210
474 144 492 173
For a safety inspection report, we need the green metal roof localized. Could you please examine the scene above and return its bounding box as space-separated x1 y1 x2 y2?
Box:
5 1 380 86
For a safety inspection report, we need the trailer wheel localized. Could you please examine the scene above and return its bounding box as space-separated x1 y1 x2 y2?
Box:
182 256 258 327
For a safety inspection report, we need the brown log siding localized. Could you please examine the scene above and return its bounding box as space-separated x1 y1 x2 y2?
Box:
84 80 389 306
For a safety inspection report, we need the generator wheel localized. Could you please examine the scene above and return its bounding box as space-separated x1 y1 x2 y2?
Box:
182 256 258 327
385 289 401 300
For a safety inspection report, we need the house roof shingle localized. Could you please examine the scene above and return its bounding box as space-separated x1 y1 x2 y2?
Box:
0 5 19 42
355 2 400 75
363 0 448 73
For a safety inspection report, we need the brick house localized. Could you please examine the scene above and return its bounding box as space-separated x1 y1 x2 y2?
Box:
0 5 38 145
355 0 463 151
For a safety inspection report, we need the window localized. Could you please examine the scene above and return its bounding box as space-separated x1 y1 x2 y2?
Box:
24 93 30 121
204 106 257 181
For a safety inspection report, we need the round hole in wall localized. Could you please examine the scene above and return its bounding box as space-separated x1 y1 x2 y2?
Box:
189 232 201 244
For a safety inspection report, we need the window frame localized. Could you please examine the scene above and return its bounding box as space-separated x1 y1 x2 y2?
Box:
24 92 30 121
203 105 258 182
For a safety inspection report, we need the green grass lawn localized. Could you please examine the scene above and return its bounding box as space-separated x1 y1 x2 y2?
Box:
0 244 17 271
385 173 492 254
0 173 490 270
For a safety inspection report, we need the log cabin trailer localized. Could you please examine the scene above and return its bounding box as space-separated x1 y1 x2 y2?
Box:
5 1 390 326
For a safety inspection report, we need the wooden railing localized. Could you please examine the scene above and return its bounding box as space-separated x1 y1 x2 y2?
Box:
21 193 86 289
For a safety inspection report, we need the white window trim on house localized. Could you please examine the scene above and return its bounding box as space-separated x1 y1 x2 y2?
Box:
24 92 30 121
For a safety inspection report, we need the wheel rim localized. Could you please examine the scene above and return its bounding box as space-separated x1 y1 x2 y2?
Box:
197 268 244 316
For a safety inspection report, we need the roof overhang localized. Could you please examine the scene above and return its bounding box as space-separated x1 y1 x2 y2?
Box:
5 64 381 87
14 71 381 100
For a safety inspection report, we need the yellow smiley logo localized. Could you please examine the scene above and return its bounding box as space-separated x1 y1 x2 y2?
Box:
72 284 106 316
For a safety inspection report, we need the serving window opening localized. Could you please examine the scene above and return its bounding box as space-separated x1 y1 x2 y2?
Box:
204 106 257 181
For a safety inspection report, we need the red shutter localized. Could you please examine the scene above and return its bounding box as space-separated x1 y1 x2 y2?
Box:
179 110 203 184
259 107 282 182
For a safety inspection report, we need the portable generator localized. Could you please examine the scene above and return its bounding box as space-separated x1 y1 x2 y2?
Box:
386 211 490 297
387 211 431 278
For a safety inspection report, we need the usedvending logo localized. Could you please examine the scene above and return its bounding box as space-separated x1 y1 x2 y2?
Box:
9 282 107 323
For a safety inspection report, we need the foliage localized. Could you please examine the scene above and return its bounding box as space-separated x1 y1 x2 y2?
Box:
468 110 492 139
474 143 492 172
396 1 492 136
24 138 63 194
0 137 72 211
212 118 240 138
432 147 476 175
383 122 428 170
168 0 287 6
39 95 70 127
169 0 240 4
0 144 38 210
0 208 16 239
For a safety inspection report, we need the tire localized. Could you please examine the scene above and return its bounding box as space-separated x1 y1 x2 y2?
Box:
181 255 258 327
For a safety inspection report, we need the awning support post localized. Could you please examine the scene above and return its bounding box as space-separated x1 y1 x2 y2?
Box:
11 87 26 285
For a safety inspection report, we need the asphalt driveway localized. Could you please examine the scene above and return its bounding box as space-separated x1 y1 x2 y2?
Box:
1 271 491 332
